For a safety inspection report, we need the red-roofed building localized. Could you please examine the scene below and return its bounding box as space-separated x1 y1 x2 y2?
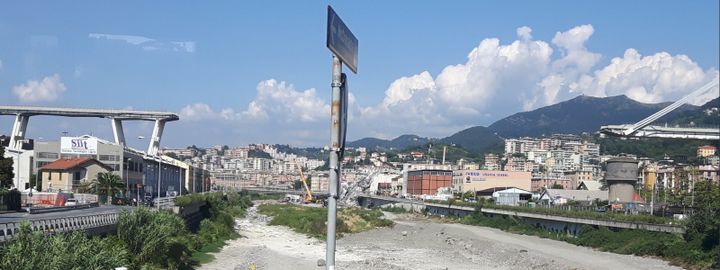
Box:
40 158 112 193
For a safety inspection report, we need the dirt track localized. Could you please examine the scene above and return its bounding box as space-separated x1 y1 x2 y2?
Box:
199 206 682 270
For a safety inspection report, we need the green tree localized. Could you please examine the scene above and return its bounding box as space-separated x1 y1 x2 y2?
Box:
29 174 39 191
685 180 720 267
80 172 125 202
0 145 14 188
462 191 475 201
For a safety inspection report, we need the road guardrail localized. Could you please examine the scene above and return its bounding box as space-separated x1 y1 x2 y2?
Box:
0 212 118 242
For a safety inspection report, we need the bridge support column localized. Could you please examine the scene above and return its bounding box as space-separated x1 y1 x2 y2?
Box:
8 114 29 150
111 118 126 146
147 120 165 156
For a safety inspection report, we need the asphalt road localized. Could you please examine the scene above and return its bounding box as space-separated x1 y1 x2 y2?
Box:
0 205 134 223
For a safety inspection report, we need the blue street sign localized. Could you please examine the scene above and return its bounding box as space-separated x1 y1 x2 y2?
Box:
327 5 358 74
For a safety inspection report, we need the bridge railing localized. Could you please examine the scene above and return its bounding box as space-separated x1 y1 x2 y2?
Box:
0 212 119 242
153 197 177 210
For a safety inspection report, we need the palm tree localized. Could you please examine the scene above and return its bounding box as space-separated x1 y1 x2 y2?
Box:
79 172 125 204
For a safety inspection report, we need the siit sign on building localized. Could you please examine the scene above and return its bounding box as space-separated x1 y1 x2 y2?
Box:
60 137 98 155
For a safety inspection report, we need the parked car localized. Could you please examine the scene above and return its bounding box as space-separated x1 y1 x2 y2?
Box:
65 198 78 206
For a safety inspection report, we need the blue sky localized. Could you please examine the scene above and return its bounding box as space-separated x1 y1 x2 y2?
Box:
1 1 718 148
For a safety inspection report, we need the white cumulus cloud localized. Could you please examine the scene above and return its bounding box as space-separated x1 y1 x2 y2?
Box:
241 79 330 122
571 49 718 104
12 74 67 103
179 103 217 120
354 24 718 138
177 79 332 145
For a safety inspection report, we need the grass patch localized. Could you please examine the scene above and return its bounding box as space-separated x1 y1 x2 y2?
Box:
258 204 394 239
190 251 215 264
190 236 237 265
247 192 284 201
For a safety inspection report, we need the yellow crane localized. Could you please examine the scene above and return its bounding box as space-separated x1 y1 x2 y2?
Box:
296 162 313 203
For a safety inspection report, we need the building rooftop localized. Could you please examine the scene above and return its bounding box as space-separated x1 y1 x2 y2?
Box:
40 157 111 171
541 189 608 201
577 180 603 191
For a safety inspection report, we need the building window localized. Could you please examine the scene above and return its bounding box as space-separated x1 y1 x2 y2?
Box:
74 171 82 181
38 152 59 159
99 155 120 162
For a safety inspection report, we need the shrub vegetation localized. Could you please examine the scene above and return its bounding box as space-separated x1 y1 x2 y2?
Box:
0 191 255 269
258 204 394 239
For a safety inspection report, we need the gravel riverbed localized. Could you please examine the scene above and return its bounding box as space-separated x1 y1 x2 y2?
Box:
198 205 682 270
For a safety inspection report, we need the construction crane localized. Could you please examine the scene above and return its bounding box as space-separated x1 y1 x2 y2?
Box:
296 162 314 203
600 77 720 140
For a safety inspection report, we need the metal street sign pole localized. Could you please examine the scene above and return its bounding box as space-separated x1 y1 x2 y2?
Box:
326 55 342 270
326 6 356 269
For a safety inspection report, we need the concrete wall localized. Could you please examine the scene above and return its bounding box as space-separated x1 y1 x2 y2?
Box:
2 148 34 190
358 195 685 235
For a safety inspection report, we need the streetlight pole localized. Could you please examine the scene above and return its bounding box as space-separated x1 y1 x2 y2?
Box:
157 156 161 209
137 174 142 207
125 157 132 200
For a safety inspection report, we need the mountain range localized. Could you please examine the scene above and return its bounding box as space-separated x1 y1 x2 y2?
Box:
348 134 432 150
348 95 719 155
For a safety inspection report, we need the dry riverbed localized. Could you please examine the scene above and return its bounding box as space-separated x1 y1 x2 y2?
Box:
199 205 682 270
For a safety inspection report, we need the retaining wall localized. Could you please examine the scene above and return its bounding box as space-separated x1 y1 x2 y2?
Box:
358 195 685 235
